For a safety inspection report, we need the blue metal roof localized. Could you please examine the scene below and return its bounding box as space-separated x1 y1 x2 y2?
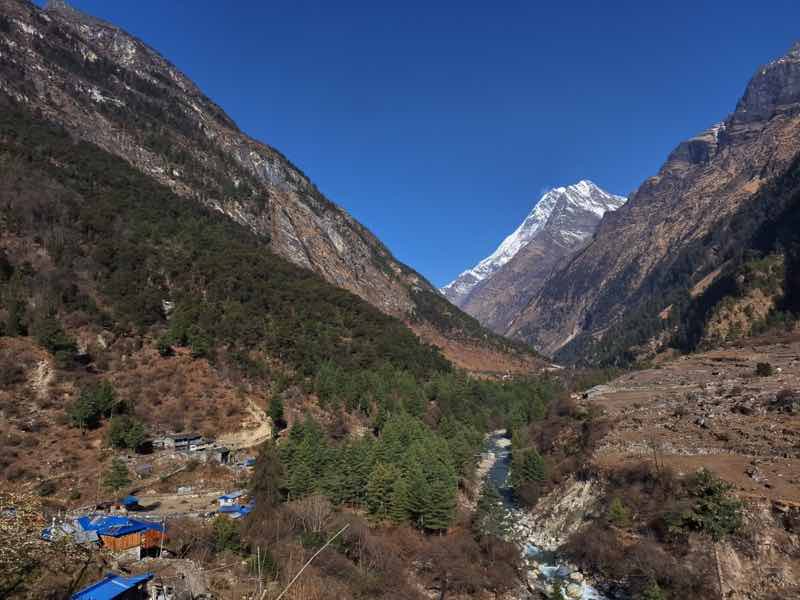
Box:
218 490 245 501
218 501 255 517
72 572 153 600
76 515 163 538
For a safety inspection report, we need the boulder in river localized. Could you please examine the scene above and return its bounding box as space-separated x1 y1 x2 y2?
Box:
566 583 584 598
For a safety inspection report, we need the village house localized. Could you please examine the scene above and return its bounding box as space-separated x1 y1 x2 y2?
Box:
217 490 245 507
150 434 230 464
217 489 254 519
45 515 167 559
82 516 166 557
210 445 230 464
151 432 204 451
72 572 153 600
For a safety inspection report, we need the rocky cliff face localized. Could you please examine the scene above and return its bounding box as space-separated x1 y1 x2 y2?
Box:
509 42 800 357
0 0 532 367
442 181 624 333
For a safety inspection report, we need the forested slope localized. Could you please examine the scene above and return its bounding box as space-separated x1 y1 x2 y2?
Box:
0 96 565 598
0 0 539 371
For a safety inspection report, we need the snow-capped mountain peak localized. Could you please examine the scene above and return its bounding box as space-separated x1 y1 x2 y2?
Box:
441 181 625 306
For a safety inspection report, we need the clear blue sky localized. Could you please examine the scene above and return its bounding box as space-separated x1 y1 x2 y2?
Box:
43 1 800 287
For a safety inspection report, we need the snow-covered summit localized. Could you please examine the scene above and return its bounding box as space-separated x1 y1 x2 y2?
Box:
441 181 625 306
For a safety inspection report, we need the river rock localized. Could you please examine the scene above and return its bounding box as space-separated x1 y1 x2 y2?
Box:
526 572 538 589
569 571 584 583
566 583 583 598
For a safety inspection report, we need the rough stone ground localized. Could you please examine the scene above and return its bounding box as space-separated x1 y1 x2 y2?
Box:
581 333 800 598
588 333 800 505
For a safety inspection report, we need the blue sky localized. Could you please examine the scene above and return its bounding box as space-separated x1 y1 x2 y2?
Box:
43 1 800 286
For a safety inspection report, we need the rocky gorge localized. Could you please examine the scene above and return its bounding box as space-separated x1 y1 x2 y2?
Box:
478 431 607 600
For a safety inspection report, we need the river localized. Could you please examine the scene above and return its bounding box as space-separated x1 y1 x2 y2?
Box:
482 431 608 600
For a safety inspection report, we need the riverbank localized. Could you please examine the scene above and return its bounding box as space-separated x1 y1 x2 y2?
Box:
480 431 608 600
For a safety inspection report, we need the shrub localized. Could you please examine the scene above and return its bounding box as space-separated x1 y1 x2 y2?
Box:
639 579 667 600
213 517 243 554
31 315 77 366
36 480 57 497
607 496 631 527
156 334 175 357
755 362 774 377
670 469 742 540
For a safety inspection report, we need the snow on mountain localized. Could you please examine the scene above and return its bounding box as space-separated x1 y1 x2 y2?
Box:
441 181 625 307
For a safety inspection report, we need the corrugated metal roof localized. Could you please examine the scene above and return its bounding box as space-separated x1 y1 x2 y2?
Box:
218 501 255 517
79 515 164 537
218 490 245 501
72 572 153 600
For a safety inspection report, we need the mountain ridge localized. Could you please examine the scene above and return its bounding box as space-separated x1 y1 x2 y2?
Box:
508 40 800 361
0 0 537 370
441 181 625 333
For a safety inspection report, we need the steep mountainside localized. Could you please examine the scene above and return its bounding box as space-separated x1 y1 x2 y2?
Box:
441 186 564 306
0 0 533 369
509 42 800 361
0 104 559 599
442 182 624 332
457 182 625 333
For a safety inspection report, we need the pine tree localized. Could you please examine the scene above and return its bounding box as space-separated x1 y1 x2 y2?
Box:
107 415 146 450
511 447 546 490
287 460 313 500
405 460 430 528
421 457 457 532
268 395 286 433
68 393 99 430
475 484 509 538
366 463 398 518
340 438 374 505
389 475 411 524
4 298 25 336
320 447 347 504
92 381 118 419
103 458 131 492
607 497 631 527
424 477 456 532
251 441 285 509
